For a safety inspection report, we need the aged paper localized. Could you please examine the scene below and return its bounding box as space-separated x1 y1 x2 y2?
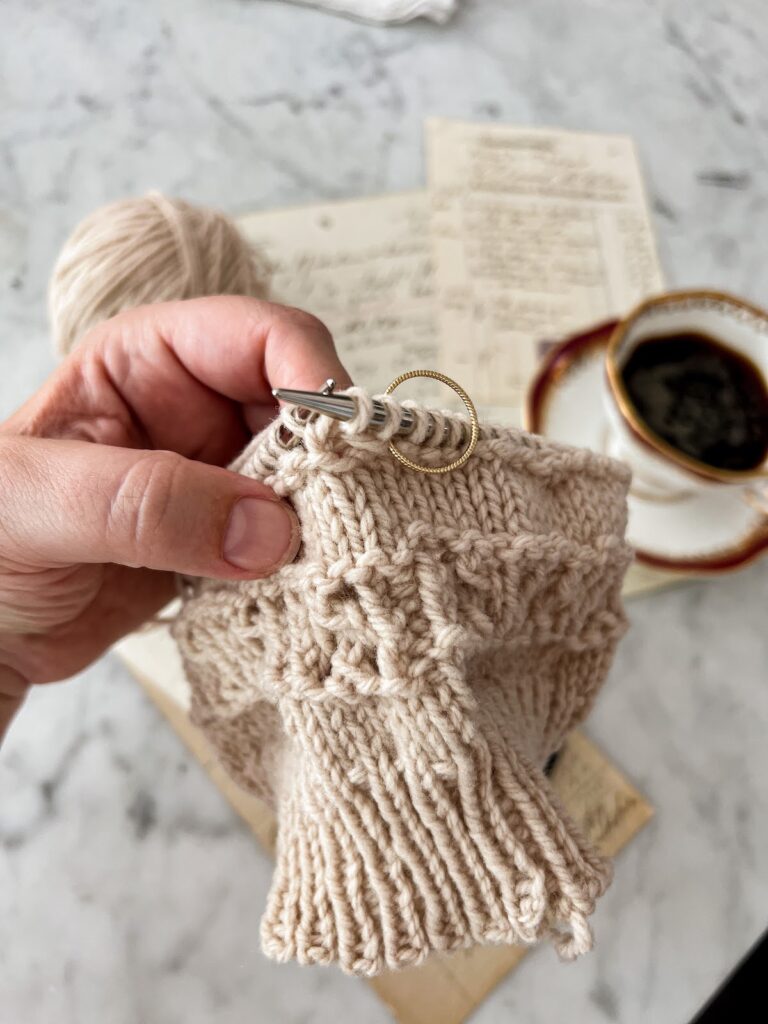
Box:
116 629 652 1024
624 562 686 598
427 119 664 409
238 192 443 405
237 124 663 420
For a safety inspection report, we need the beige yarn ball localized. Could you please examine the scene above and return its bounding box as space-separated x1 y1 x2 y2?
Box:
49 192 270 355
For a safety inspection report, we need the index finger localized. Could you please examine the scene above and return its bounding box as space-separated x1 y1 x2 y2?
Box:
99 294 352 403
27 295 352 460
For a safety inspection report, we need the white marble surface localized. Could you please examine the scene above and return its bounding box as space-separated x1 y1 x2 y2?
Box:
1 1 767 1022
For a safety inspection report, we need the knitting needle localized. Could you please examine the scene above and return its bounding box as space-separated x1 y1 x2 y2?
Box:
272 385 418 436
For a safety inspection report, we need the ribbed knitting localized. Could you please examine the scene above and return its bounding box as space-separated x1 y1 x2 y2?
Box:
172 389 632 976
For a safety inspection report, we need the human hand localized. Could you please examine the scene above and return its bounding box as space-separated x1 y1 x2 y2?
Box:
0 296 350 739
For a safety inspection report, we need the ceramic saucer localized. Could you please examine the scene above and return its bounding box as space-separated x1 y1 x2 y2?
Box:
524 321 768 574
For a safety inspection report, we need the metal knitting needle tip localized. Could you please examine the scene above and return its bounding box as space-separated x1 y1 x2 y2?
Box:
272 386 417 435
272 379 335 402
272 387 357 422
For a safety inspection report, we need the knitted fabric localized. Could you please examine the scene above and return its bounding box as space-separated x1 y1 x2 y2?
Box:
172 389 632 976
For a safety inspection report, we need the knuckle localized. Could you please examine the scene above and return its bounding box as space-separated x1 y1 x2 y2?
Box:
281 305 333 340
234 294 336 354
251 297 334 345
107 451 185 566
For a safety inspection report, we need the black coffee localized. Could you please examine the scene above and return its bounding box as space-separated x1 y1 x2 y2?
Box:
620 332 768 471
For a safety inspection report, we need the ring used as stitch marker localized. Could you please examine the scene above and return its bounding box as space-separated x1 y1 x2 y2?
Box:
384 370 480 474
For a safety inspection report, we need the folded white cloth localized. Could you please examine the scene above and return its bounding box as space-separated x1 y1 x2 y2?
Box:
287 0 457 24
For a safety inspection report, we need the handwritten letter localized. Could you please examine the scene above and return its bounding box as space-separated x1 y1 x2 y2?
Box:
239 192 442 404
427 119 664 408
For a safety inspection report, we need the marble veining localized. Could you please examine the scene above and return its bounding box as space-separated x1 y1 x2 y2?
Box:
1 1 767 1022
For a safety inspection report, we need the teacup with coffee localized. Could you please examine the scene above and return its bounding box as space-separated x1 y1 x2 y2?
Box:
603 291 768 510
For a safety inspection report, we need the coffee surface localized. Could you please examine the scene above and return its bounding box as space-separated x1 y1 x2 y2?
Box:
621 332 768 471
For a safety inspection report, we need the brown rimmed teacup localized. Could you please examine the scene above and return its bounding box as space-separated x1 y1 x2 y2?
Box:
603 290 768 512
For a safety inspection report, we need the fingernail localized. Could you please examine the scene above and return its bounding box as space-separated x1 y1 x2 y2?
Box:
223 498 300 574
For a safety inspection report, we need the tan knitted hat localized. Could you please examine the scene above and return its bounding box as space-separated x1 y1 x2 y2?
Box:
172 389 632 976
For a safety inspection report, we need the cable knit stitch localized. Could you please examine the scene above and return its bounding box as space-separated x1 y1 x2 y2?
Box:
172 388 632 975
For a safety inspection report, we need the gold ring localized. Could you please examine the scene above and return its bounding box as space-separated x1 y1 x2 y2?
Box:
384 369 480 474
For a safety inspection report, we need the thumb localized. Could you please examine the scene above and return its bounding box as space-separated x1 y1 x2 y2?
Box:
0 436 300 579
